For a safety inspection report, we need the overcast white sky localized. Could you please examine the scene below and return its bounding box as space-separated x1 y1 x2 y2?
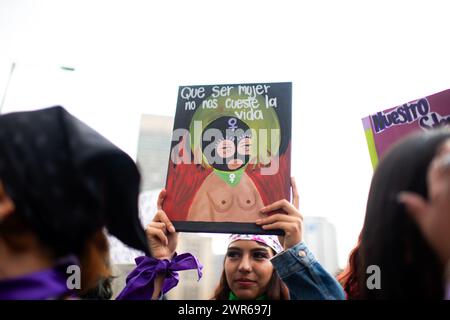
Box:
1 0 450 268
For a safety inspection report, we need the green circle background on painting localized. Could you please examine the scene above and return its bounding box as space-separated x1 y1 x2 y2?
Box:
188 87 281 169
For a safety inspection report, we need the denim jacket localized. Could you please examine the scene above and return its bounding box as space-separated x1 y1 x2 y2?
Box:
271 241 345 300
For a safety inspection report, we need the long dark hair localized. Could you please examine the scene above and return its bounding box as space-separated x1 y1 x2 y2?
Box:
211 268 290 300
355 128 450 299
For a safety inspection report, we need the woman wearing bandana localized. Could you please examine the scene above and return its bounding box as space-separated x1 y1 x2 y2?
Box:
117 178 345 300
0 106 149 300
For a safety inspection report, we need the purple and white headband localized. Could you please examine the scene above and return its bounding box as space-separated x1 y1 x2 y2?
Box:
228 234 284 254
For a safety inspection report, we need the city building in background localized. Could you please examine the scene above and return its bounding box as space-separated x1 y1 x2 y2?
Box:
303 216 339 275
136 114 174 191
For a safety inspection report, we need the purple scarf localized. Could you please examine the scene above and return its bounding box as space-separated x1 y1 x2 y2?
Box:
0 255 78 300
116 253 203 300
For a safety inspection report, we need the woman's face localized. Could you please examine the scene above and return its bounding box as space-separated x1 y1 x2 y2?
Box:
201 116 252 172
224 240 274 300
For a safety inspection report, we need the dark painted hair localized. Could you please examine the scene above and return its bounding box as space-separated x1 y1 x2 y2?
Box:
355 128 450 299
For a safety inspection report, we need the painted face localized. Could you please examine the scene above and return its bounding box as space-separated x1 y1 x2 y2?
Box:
237 137 252 156
224 240 274 300
202 117 252 172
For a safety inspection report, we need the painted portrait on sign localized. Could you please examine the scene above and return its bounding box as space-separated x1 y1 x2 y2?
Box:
163 82 292 234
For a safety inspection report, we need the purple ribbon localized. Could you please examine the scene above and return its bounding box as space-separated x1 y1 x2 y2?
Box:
116 253 203 300
0 255 78 300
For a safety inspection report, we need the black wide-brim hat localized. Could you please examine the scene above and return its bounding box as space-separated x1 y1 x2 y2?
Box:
0 106 149 256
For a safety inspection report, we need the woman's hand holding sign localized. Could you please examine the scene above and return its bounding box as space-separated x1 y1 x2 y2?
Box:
256 177 303 251
146 189 178 260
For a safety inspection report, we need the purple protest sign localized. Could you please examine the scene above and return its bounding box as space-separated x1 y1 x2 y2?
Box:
362 89 450 168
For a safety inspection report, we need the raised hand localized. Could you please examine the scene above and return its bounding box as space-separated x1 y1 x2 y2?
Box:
256 177 303 250
146 189 178 260
399 148 450 265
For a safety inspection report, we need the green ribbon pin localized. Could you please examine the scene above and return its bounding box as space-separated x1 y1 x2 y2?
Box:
213 166 246 187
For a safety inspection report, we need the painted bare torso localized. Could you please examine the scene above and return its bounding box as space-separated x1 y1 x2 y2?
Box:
187 172 265 222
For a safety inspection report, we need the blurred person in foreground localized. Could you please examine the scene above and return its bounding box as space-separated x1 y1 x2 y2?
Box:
0 106 149 299
339 128 450 299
